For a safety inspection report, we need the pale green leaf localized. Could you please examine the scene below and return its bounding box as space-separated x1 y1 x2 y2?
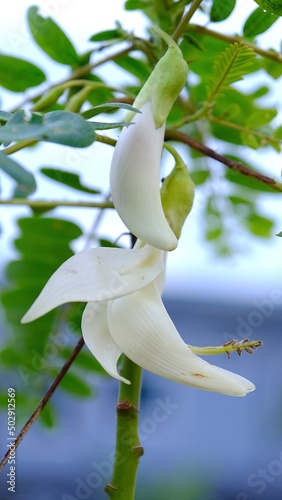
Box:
207 43 256 101
27 6 79 66
0 151 36 197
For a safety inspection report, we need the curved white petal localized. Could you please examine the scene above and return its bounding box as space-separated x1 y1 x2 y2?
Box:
110 101 178 251
108 282 255 396
82 302 130 384
22 245 163 323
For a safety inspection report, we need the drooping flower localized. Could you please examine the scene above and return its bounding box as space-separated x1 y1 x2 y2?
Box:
110 32 189 251
21 242 255 397
110 101 178 251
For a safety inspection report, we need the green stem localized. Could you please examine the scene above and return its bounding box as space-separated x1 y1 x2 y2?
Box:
188 24 282 64
172 0 204 42
3 139 38 155
208 114 281 148
105 356 143 499
0 199 114 209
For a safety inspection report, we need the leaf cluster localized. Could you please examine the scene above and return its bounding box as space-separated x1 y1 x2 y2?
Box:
0 0 281 421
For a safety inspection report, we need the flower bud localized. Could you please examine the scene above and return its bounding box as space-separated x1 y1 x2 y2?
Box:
127 30 188 127
161 145 194 239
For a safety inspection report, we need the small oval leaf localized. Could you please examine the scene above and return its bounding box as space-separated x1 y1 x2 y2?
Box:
0 54 45 92
27 6 79 66
243 7 279 38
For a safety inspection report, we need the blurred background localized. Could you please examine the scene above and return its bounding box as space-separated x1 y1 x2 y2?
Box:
0 1 282 499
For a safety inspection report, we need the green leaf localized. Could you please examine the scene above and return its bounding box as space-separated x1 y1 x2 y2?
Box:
83 74 115 108
0 110 12 123
207 43 256 101
60 347 108 376
27 6 79 66
0 54 45 92
243 7 279 38
0 152 36 197
0 111 95 148
114 54 151 83
190 170 210 185
261 56 282 79
245 213 274 237
89 121 132 130
40 167 100 194
56 371 92 397
252 0 282 16
82 102 140 119
43 112 95 147
210 0 236 22
274 125 282 139
276 231 282 237
40 404 56 428
1 216 82 351
246 108 277 128
125 0 150 10
90 29 123 42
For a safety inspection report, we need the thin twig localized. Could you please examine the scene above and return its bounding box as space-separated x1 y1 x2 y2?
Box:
0 199 114 209
165 129 282 192
9 45 134 112
187 24 282 64
0 337 85 472
172 0 204 42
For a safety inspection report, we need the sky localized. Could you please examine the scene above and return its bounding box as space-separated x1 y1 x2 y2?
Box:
0 0 281 303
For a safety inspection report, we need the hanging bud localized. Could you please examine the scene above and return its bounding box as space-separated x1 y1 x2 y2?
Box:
127 28 189 128
110 30 189 250
32 86 65 111
161 143 194 239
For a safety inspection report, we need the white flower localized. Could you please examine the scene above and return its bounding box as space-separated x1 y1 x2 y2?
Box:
110 102 178 251
22 243 255 397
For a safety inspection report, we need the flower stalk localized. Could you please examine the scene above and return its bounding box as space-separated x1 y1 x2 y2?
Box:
105 356 143 500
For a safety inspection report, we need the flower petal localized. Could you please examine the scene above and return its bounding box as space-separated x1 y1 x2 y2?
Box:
21 244 163 323
110 101 178 251
82 302 130 384
108 282 255 396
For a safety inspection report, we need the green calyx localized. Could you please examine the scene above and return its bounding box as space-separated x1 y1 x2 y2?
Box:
253 0 282 15
127 28 188 127
161 143 194 239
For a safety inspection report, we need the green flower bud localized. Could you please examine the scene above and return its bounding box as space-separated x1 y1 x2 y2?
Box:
127 29 188 128
65 85 93 113
161 143 194 239
32 86 65 111
253 0 282 15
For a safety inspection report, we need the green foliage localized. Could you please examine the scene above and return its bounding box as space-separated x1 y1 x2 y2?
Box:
243 7 279 38
0 216 108 422
0 0 281 429
40 168 100 194
210 0 236 22
0 111 95 147
27 6 80 66
0 152 36 197
252 0 282 15
206 43 256 101
0 54 45 92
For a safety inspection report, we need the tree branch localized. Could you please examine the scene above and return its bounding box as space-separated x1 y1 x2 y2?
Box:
188 24 282 64
165 129 282 192
0 338 84 472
